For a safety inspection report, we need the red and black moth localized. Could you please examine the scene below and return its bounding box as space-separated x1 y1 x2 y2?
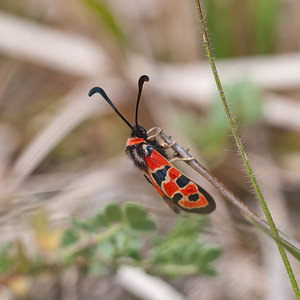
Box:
89 75 216 214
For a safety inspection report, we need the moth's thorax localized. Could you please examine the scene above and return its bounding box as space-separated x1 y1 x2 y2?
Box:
126 134 167 170
126 137 145 146
126 137 148 170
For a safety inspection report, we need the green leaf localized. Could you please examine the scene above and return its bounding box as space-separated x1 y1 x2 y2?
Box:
98 240 115 259
201 247 222 263
71 218 97 233
125 203 156 231
61 229 79 247
112 231 127 249
196 247 221 275
155 264 197 278
92 213 108 227
133 219 156 232
182 244 199 262
124 232 143 254
200 265 217 276
98 240 116 259
127 249 141 261
105 203 123 223
124 203 148 221
167 217 206 240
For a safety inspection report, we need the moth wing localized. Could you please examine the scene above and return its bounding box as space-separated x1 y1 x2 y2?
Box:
143 172 180 214
169 172 216 214
145 148 216 214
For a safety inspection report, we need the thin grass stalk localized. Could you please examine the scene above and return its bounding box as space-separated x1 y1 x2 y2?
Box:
194 0 300 298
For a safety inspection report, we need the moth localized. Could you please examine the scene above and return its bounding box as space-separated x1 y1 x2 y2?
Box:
89 75 216 214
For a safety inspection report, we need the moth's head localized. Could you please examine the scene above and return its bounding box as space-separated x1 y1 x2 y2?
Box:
131 125 148 139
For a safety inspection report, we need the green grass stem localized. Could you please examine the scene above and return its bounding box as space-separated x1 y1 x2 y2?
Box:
194 1 300 298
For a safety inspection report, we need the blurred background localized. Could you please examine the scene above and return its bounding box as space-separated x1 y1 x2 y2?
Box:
0 0 300 299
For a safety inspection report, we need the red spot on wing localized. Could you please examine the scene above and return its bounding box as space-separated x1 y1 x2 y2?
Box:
146 152 188 198
168 167 181 180
145 149 169 171
179 194 208 209
178 182 209 209
181 183 198 196
163 180 179 197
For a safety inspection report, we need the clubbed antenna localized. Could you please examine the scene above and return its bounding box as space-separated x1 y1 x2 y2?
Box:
135 75 149 127
89 86 133 130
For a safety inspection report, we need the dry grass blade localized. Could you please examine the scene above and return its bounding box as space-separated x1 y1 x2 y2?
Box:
116 266 185 300
0 12 109 76
263 93 300 130
11 82 103 188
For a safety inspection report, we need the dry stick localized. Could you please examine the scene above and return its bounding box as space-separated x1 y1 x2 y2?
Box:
160 132 300 258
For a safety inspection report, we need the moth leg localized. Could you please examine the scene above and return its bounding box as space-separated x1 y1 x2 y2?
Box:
169 156 195 163
159 141 176 149
147 127 176 149
146 127 162 141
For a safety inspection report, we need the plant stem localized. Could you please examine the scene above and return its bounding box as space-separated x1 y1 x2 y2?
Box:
160 132 300 260
194 0 300 298
50 224 122 264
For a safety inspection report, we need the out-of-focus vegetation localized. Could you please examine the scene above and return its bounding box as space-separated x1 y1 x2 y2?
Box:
0 203 220 298
0 0 300 299
176 80 263 164
204 0 281 57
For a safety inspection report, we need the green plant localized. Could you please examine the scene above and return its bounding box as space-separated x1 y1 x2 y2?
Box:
194 1 300 298
60 203 221 277
203 0 280 57
0 203 221 297
176 79 263 164
80 0 127 46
